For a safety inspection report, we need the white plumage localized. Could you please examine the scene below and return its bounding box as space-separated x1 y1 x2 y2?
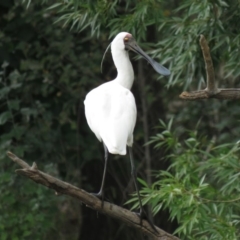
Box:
83 32 170 216
84 81 136 155
84 32 137 155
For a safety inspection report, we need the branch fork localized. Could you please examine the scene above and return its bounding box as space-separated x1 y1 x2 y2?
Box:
180 35 240 100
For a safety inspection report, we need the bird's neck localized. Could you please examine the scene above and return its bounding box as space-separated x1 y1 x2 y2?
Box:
112 49 134 90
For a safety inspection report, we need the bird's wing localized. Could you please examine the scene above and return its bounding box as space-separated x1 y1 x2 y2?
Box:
84 86 104 142
84 82 137 155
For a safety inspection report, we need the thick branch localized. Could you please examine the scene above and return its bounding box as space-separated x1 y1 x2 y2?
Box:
180 88 240 100
180 35 240 100
7 151 179 240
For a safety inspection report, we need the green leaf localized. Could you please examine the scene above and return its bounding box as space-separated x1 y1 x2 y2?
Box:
8 100 20 110
137 178 148 187
0 111 11 125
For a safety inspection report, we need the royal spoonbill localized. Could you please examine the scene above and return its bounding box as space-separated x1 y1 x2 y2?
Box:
84 32 170 217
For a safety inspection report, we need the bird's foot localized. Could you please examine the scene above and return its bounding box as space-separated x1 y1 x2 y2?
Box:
134 210 158 234
91 192 102 198
91 192 104 208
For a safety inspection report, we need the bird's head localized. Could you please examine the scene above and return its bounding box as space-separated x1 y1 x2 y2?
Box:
111 32 170 76
111 32 132 51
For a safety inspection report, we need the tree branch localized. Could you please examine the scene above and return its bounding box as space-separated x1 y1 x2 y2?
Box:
180 35 240 100
7 151 179 240
199 34 217 94
180 88 240 100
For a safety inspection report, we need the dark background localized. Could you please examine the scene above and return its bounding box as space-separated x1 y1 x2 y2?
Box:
1 0 240 239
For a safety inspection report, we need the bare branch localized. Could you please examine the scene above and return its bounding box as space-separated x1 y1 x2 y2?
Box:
180 35 240 100
180 88 240 100
199 35 218 94
7 151 179 240
8 151 30 168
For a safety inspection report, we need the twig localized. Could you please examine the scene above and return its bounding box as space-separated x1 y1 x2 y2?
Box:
7 151 179 240
180 35 240 100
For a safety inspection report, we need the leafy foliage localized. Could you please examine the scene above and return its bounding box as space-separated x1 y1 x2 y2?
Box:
129 119 240 239
46 0 240 88
0 1 102 239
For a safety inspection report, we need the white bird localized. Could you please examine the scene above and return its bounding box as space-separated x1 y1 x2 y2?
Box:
84 32 170 217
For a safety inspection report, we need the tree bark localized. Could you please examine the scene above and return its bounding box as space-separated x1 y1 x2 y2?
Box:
7 151 179 240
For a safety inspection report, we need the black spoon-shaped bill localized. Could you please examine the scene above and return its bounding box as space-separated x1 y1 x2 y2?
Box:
124 37 170 76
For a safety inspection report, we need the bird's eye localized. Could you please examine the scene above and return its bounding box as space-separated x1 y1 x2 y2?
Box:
124 37 129 42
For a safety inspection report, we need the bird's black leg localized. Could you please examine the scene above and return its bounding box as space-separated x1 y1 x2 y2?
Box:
128 147 143 217
128 147 158 233
92 143 108 207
